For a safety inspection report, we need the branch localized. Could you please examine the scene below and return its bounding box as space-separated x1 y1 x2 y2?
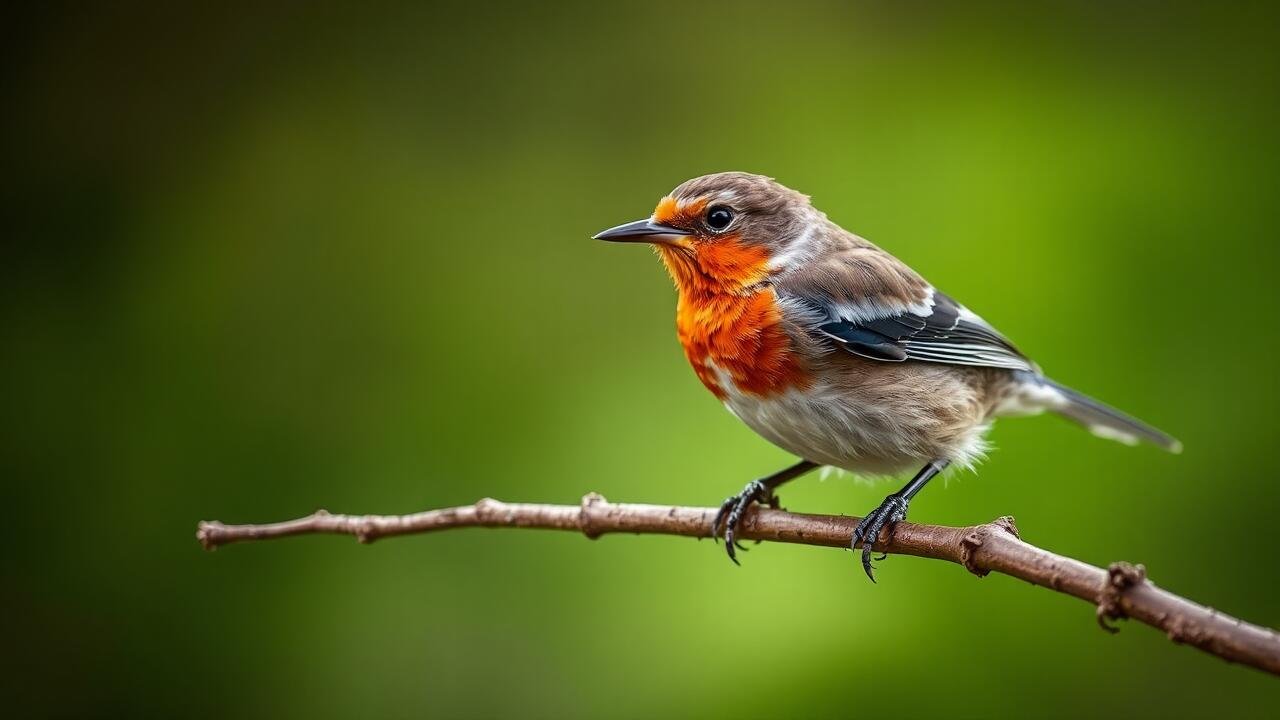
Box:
197 494 1280 677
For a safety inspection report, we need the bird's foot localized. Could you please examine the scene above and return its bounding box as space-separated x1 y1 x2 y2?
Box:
710 479 780 565
851 493 910 583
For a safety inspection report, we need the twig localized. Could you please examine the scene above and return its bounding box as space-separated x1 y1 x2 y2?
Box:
197 493 1280 677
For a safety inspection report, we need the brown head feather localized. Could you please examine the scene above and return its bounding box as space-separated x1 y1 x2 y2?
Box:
650 172 929 308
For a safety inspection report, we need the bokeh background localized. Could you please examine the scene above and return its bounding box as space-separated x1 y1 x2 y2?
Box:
4 1 1279 717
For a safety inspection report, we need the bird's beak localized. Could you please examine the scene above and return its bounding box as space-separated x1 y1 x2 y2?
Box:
593 218 692 246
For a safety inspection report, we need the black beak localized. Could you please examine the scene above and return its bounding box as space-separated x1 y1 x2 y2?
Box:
593 218 692 244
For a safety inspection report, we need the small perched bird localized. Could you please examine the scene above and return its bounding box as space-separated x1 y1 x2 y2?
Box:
595 172 1180 581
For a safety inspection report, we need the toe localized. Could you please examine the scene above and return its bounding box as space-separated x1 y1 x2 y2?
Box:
713 480 776 566
852 495 910 582
711 499 734 540
850 521 865 553
861 539 877 582
724 531 741 565
859 518 881 582
724 501 746 537
851 516 877 582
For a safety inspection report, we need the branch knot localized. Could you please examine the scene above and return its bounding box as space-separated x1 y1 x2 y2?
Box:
992 515 1020 539
473 497 504 524
1097 561 1148 633
579 492 607 539
959 517 1017 577
960 529 988 576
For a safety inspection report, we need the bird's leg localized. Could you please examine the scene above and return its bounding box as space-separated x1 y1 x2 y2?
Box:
851 459 950 582
712 459 819 565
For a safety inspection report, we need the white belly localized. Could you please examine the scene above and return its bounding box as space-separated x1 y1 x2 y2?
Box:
716 372 991 477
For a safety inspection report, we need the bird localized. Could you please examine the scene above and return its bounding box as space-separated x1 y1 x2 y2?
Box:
594 171 1180 581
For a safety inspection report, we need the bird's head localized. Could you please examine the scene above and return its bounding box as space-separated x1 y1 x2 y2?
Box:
595 172 818 295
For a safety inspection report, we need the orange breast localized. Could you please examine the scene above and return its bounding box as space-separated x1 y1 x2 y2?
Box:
652 227 808 399
674 287 809 399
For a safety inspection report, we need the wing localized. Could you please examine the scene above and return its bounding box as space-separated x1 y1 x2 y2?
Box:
775 246 1037 373
819 291 1036 372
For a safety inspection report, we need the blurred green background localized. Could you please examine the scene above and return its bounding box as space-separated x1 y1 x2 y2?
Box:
4 1 1279 717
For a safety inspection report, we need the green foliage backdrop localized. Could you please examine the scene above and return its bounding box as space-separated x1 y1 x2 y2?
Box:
4 2 1278 717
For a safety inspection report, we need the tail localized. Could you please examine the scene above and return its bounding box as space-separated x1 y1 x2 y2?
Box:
1039 377 1182 453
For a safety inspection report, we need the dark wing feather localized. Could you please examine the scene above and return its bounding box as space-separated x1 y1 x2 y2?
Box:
774 245 1035 373
815 292 1036 373
819 323 909 361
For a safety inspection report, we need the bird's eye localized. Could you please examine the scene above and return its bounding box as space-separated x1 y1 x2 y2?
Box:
706 206 734 231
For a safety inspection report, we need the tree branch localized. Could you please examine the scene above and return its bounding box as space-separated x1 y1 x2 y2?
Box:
197 493 1280 677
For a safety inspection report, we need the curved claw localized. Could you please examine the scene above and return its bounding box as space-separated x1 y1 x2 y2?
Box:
851 494 909 583
713 479 775 565
861 524 882 581
857 514 884 583
724 516 745 564
723 536 752 565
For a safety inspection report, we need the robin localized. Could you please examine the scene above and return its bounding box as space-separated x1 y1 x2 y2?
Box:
594 172 1180 581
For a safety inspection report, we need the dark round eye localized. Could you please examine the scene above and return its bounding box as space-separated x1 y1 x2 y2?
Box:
705 206 734 231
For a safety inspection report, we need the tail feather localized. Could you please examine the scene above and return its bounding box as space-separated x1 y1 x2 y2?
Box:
1042 378 1182 453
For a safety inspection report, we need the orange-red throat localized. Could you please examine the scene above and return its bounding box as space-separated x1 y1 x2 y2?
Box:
649 194 771 296
596 195 808 399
